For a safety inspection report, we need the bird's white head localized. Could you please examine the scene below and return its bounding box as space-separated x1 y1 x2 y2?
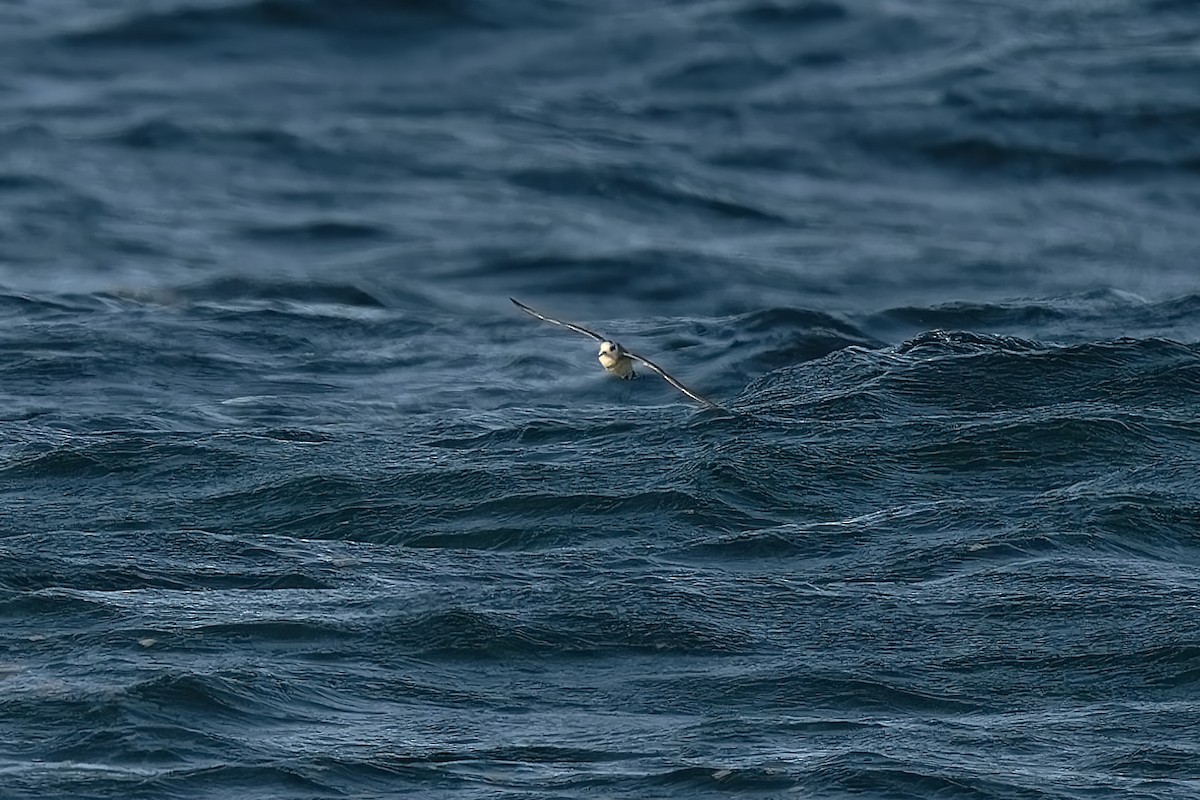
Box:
597 340 631 376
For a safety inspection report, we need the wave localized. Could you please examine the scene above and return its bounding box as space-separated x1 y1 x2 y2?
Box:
796 750 1063 798
940 643 1200 698
477 248 825 315
867 292 1200 349
0 171 62 193
507 162 790 224
171 277 388 307
57 0 505 48
199 464 761 546
858 82 1200 178
909 133 1196 177
733 0 850 26
97 117 342 166
371 603 753 659
873 299 1073 333
738 329 1200 414
235 219 392 244
661 665 984 714
721 307 882 375
0 291 110 322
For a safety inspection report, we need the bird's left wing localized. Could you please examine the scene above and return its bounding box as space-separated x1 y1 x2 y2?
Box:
510 298 605 342
626 350 721 410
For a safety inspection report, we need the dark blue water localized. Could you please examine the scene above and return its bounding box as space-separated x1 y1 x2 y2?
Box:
3 1 1200 798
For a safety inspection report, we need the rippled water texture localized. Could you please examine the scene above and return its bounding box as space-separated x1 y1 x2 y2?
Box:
2 1 1199 798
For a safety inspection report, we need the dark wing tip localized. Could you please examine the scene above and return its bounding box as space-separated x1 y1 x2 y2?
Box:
510 297 538 316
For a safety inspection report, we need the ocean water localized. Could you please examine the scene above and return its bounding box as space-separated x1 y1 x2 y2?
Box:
2 1 1200 798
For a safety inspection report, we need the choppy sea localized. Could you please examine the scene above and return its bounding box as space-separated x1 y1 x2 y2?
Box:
3 1 1200 798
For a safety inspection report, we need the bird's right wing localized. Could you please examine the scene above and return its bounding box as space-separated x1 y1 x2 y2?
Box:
510 298 605 343
626 350 722 410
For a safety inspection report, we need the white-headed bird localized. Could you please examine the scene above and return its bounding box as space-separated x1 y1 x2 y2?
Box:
511 298 719 410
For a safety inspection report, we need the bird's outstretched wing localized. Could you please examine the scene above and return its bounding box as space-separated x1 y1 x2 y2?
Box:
626 350 721 410
510 298 605 342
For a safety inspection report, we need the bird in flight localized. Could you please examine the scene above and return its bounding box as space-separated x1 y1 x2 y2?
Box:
510 298 720 409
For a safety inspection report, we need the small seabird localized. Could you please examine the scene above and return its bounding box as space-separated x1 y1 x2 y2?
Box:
510 298 719 409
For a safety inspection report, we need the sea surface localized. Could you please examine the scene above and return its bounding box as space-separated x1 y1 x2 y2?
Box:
2 1 1200 798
